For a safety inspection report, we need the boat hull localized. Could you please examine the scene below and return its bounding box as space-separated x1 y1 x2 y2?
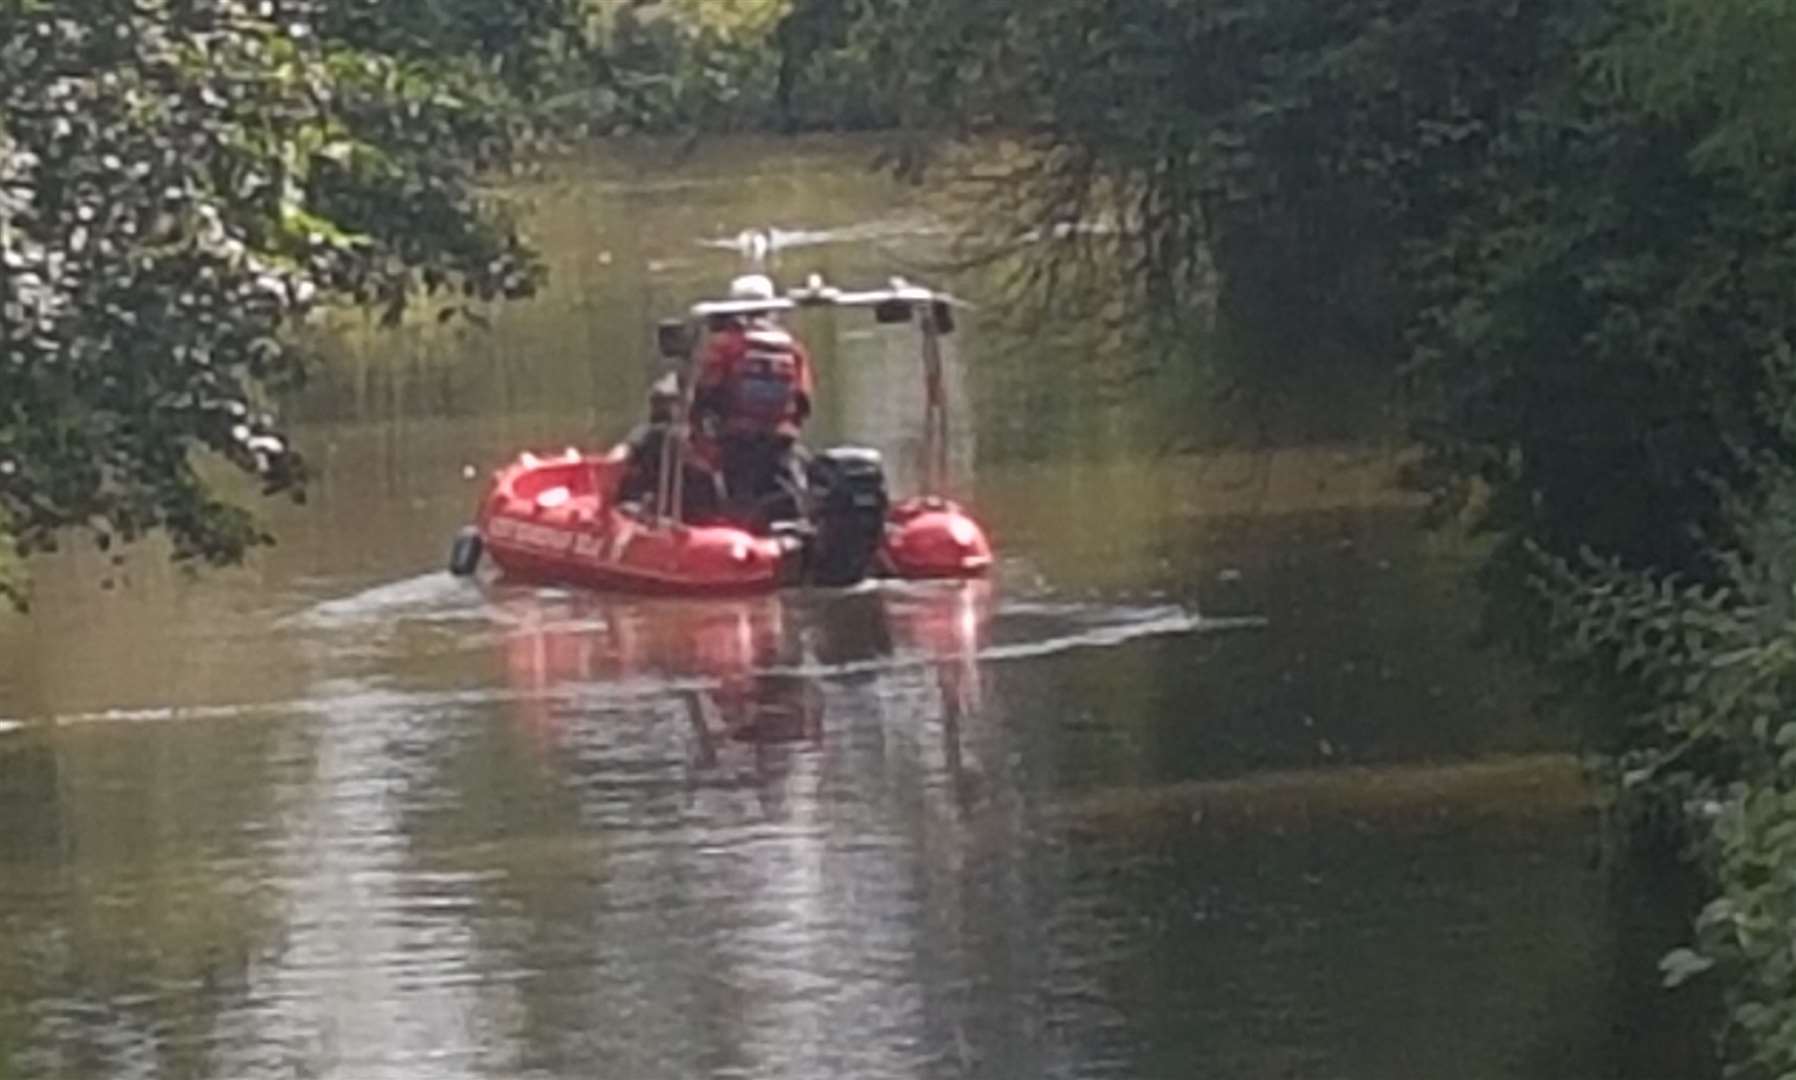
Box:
883 496 995 579
470 449 990 595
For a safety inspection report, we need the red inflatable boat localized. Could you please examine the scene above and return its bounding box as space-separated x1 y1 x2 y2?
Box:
451 275 994 594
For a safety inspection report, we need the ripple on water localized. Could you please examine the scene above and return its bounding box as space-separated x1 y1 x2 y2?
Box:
290 572 1258 666
4 579 1259 733
284 572 481 631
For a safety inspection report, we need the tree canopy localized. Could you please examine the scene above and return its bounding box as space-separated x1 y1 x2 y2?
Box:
0 0 592 604
828 0 1796 620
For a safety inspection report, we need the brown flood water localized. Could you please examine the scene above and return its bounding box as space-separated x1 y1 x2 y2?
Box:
0 137 1709 1080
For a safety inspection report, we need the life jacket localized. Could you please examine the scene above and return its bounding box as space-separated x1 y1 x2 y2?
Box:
724 324 802 434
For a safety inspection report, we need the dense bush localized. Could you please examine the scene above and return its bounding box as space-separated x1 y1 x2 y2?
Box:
1544 465 1796 1075
579 0 979 134
585 1 784 132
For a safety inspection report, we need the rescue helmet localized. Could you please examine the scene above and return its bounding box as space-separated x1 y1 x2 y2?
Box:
729 273 777 302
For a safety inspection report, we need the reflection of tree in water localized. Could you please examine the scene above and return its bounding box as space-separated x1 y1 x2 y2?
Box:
0 722 302 1079
0 737 60 866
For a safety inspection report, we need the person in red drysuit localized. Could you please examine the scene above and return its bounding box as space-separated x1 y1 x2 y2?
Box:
691 273 815 525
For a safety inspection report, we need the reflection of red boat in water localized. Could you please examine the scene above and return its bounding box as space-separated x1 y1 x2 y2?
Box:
499 582 993 811
451 276 993 595
500 581 991 694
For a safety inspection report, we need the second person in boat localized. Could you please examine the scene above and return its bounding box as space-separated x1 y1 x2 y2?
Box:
692 273 816 527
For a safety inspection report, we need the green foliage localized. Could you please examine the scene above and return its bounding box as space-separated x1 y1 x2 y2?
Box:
1544 468 1796 1078
594 1 785 132
669 0 788 37
859 0 1796 640
568 0 927 134
1456 7 1796 1063
319 0 595 93
840 0 1568 327
769 0 891 131
0 517 19 608
1598 0 1796 181
1403 3 1796 651
0 0 580 602
853 0 1796 1073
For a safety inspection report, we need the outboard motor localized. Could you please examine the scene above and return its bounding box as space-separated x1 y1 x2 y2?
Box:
807 446 889 586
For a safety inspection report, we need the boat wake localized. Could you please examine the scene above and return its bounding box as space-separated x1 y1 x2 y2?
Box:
694 217 948 263
284 572 480 631
291 572 1260 665
4 575 1264 731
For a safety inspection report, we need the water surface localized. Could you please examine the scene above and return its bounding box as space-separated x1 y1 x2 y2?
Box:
0 137 1706 1080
